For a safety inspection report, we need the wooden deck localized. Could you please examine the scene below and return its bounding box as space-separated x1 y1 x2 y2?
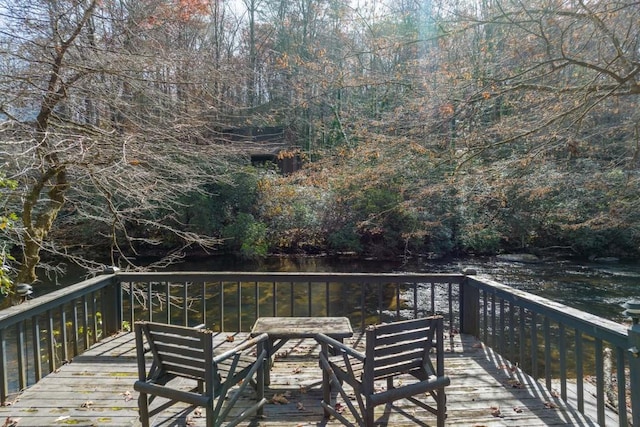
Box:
0 330 613 426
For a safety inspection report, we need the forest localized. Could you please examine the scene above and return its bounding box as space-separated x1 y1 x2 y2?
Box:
0 0 639 292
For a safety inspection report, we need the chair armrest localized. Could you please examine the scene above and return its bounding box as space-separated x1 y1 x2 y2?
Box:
213 332 269 363
315 333 365 361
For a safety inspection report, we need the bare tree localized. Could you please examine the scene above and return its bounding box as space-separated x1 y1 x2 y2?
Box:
0 0 248 286
437 0 640 165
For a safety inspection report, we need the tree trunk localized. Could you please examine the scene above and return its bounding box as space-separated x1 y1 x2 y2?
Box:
16 167 68 284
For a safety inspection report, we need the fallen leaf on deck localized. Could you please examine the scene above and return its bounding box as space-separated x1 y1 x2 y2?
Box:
271 393 289 404
81 400 93 408
186 415 196 426
292 367 301 374
299 385 307 394
334 402 345 413
2 417 20 427
225 335 235 342
513 406 523 413
296 402 305 411
122 391 132 402
194 407 203 418
507 379 523 389
544 401 558 409
491 406 503 417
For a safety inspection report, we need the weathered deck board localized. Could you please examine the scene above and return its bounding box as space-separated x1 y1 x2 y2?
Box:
0 330 614 426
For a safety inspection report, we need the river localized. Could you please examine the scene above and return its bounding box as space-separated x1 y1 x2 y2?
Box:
39 255 640 323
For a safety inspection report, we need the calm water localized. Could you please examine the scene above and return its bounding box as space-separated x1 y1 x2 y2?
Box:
39 255 640 323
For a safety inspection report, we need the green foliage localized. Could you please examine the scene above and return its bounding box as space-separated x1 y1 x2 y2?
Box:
256 174 328 253
0 175 18 296
327 226 362 253
459 225 502 255
222 213 268 259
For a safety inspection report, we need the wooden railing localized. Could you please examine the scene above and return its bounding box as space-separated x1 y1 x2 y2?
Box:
460 275 639 426
0 270 637 426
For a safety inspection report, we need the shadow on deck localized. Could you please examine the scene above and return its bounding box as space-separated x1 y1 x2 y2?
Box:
0 330 611 426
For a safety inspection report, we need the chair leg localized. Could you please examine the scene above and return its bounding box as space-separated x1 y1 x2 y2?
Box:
437 388 446 427
364 405 375 427
137 392 150 427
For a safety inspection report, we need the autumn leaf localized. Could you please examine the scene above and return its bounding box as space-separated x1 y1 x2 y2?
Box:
270 393 289 404
2 417 20 427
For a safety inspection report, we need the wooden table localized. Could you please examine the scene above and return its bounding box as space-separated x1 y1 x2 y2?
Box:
250 316 353 385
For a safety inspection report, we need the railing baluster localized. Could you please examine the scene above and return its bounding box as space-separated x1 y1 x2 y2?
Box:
272 281 276 317
595 338 605 425
482 291 488 344
202 281 208 327
82 295 89 350
0 329 6 404
17 322 27 390
31 317 41 382
616 348 627 425
575 329 584 414
47 309 55 374
558 323 566 402
237 281 242 332
360 283 366 329
519 307 525 370
325 281 330 317
430 282 435 315
544 316 551 391
220 281 225 331
413 282 418 318
499 298 505 356
290 281 294 317
165 281 171 324
448 283 454 331
377 282 383 320
308 281 312 317
147 282 153 322
491 293 496 349
508 301 515 364
60 304 68 363
531 312 538 379
183 281 189 327
91 291 98 344
72 298 79 356
254 281 259 324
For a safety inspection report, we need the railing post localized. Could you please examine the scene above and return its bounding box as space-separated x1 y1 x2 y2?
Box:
624 300 640 427
460 269 479 337
101 267 122 336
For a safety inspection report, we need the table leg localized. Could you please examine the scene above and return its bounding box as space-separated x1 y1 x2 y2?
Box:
265 339 273 386
257 340 265 416
320 342 331 418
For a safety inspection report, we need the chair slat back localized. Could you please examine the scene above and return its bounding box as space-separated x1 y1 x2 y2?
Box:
138 322 213 381
366 317 438 381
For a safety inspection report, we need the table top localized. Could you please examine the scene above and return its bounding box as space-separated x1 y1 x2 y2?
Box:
250 316 353 340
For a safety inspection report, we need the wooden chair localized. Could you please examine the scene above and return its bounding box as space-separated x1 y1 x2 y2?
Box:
316 316 450 427
134 321 269 427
